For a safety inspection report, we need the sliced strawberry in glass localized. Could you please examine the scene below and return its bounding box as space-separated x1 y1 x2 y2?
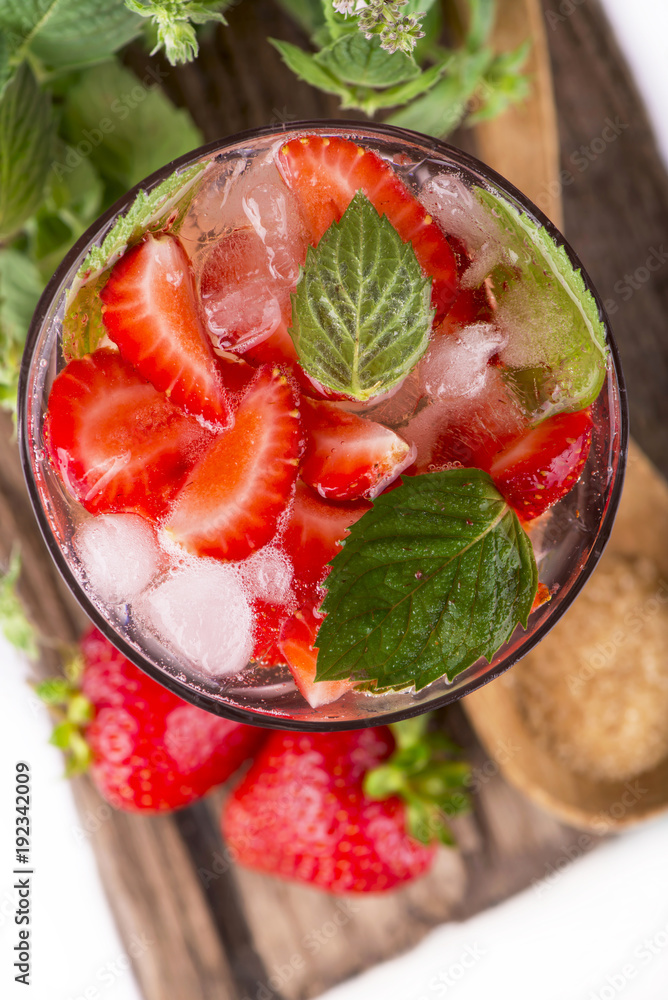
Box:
165 365 303 560
489 408 593 520
301 397 415 501
44 349 212 520
279 606 353 708
101 233 232 429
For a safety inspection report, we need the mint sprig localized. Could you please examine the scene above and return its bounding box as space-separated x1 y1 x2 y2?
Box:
62 160 207 360
289 190 434 401
477 187 608 416
316 469 537 691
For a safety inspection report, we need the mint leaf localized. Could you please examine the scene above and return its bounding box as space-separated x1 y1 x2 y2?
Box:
0 62 55 239
269 39 351 100
0 0 141 71
476 187 608 414
387 48 492 136
0 249 42 410
316 469 537 691
315 33 420 88
62 160 207 360
290 191 434 401
0 550 39 659
61 61 202 192
358 57 450 115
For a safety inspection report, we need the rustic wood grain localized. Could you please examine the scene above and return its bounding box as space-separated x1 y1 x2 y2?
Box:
7 0 666 998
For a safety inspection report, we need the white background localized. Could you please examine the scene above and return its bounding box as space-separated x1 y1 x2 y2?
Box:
1 2 667 998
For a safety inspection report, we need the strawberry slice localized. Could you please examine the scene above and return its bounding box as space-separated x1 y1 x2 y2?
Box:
301 397 415 501
166 366 303 560
44 349 211 519
100 233 232 428
283 481 370 596
251 598 294 666
279 606 353 708
277 135 458 319
489 408 593 520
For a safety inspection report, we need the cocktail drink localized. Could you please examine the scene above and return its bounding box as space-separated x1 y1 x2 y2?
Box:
19 123 626 728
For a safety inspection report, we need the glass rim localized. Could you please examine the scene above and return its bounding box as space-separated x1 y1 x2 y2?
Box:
17 118 629 731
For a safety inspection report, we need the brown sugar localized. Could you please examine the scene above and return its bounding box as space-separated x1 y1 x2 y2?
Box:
511 552 668 782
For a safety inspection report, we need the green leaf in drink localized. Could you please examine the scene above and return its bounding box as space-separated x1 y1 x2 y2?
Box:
289 190 434 401
62 159 208 360
476 187 608 416
316 469 538 691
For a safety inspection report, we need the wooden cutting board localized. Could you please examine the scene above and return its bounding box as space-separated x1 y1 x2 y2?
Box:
5 2 668 998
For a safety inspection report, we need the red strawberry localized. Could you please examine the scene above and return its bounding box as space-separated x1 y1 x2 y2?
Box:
251 598 294 666
40 628 265 813
222 728 436 892
301 397 415 501
278 605 354 708
489 408 593 520
100 233 232 428
44 349 211 520
277 135 459 318
166 365 303 560
283 482 370 596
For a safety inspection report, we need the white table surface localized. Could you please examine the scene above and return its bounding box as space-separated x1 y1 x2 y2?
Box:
2 4 667 998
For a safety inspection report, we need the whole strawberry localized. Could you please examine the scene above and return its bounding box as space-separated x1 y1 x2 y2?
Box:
222 720 470 893
39 628 265 813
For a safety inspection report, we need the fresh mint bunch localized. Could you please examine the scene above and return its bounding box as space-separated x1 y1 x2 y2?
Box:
124 0 231 65
272 0 530 132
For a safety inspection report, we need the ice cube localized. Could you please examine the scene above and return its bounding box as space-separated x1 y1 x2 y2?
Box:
420 175 501 255
239 546 293 604
421 323 507 401
204 277 286 352
241 179 306 284
134 560 254 677
73 513 161 605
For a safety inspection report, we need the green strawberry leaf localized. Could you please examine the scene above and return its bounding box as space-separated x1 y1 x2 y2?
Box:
315 33 421 88
316 469 537 690
290 191 434 401
62 159 207 360
0 62 56 240
476 187 608 415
